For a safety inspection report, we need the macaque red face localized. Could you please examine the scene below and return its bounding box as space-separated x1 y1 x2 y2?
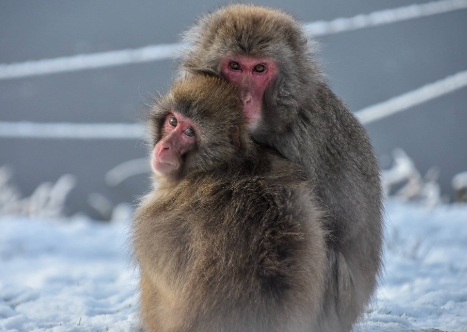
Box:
221 56 276 129
152 112 197 176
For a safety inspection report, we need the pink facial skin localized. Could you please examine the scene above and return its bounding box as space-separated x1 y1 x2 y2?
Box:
152 112 197 175
221 56 276 129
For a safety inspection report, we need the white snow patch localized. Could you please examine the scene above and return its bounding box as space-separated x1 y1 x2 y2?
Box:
360 201 467 331
453 171 467 190
1 200 467 331
0 217 139 331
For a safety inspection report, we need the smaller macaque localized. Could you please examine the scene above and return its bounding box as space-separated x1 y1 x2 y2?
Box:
133 75 327 332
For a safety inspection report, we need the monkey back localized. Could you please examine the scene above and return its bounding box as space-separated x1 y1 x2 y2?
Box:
133 153 327 331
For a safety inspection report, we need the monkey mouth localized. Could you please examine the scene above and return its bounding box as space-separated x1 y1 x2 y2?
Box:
242 100 261 128
152 158 179 175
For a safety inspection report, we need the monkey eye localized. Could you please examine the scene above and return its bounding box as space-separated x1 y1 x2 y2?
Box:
229 61 241 70
168 116 178 127
254 64 266 73
184 127 195 137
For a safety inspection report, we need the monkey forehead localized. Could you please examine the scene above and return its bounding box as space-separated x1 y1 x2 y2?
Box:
169 75 244 125
184 4 307 58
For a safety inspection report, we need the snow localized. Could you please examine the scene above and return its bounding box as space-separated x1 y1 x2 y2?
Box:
0 218 138 331
1 200 467 331
361 201 467 331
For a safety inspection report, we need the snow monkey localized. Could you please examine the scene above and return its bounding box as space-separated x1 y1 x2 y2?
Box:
178 4 383 331
133 75 327 332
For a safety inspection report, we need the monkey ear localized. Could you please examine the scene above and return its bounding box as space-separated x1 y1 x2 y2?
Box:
229 125 242 149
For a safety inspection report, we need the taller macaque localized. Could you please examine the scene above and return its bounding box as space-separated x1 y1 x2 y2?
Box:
178 5 383 331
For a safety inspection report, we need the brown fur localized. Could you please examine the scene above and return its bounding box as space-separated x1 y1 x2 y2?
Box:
134 75 327 331
179 5 384 331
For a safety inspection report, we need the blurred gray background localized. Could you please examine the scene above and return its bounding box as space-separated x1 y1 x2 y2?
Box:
1 0 466 219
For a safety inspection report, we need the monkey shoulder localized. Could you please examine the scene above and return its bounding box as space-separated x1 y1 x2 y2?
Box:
204 152 311 216
307 83 378 161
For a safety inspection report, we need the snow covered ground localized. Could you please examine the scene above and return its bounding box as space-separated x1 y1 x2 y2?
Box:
1 200 466 332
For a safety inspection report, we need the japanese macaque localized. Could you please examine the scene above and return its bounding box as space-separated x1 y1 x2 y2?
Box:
178 4 383 331
133 75 327 332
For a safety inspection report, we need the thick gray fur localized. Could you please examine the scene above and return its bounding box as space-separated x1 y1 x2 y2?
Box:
179 5 384 331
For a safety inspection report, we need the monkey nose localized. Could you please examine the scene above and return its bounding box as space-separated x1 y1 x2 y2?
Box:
242 93 252 104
